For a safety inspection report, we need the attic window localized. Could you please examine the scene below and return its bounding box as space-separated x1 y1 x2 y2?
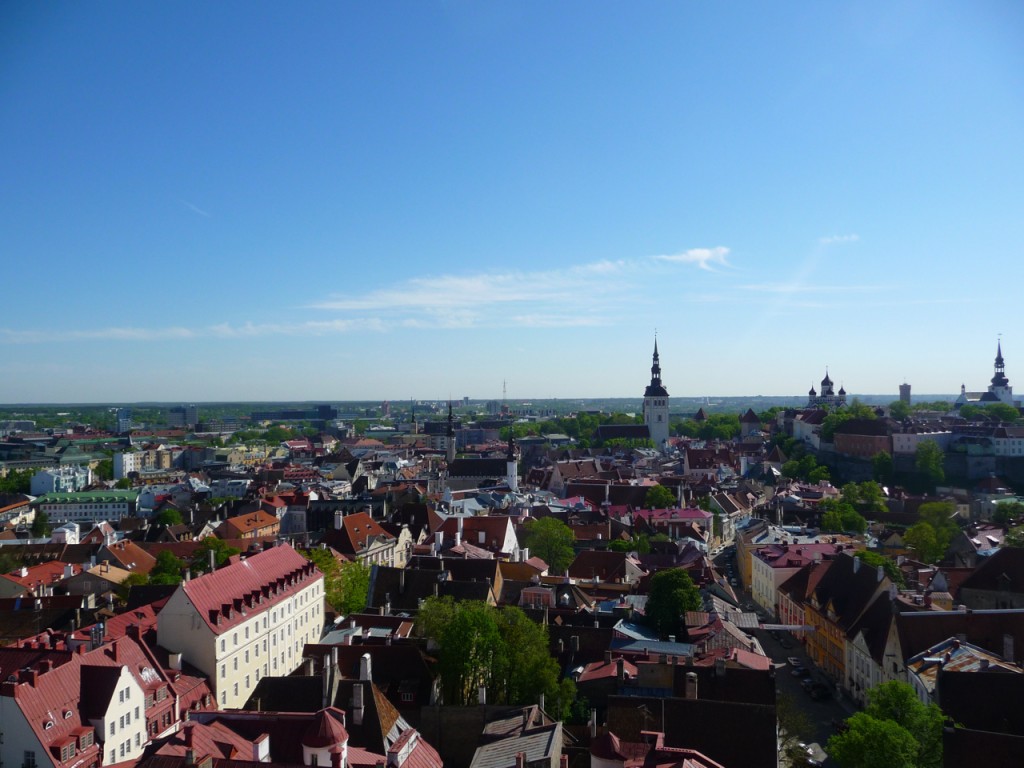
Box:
44 721 54 730
63 710 72 719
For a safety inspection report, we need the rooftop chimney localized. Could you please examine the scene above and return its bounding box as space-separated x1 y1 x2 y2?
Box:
360 653 372 681
685 671 698 700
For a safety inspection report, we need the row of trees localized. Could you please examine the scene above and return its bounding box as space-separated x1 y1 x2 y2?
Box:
415 597 576 716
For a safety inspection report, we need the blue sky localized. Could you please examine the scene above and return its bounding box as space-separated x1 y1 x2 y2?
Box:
3 2 1023 403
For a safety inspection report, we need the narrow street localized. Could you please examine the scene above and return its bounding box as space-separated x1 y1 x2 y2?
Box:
714 549 851 765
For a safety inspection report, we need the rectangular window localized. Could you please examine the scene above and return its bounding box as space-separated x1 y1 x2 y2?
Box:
24 752 37 768
135 706 140 720
110 722 115 736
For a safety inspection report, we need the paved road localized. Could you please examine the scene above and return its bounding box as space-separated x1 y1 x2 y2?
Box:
758 625 852 756
713 549 852 763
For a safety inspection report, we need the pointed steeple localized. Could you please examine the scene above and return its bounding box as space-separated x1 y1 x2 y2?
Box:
644 336 668 397
992 340 1009 387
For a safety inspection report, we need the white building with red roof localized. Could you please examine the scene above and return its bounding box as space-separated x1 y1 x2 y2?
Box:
0 633 180 768
157 544 324 709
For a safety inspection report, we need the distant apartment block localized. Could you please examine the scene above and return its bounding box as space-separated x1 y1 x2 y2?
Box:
30 490 139 524
166 403 199 428
30 465 93 495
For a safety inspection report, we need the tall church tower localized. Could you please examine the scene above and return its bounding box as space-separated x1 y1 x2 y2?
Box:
643 338 670 451
989 340 1015 405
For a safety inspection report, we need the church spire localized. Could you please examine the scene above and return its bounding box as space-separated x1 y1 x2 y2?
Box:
650 338 662 388
992 340 1009 388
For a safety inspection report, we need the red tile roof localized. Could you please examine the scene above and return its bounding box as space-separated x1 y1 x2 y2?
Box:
0 635 174 768
179 545 322 635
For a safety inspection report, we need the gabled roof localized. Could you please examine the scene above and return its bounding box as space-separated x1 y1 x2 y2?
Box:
959 547 1024 593
329 512 396 555
176 544 321 635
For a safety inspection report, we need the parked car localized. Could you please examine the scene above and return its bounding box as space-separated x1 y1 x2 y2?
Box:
791 665 805 677
787 657 802 667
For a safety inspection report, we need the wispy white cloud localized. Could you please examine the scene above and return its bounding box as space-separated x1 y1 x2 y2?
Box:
0 319 384 345
653 246 731 271
818 234 859 245
181 199 211 217
0 246 729 343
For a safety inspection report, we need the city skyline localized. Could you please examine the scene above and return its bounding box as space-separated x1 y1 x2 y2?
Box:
3 3 1023 402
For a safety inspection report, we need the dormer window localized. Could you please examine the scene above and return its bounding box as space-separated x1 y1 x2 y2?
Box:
44 721 54 730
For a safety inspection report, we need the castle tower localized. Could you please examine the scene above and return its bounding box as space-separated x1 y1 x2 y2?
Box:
643 338 670 451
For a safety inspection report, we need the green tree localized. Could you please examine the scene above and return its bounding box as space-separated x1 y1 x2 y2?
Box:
822 508 845 533
644 484 677 509
190 537 240 574
863 680 944 768
828 711 919 768
337 560 371 615
154 508 183 526
819 499 866 534
904 522 943 564
117 572 150 602
914 441 945 489
114 478 133 489
992 500 1024 526
645 568 701 638
856 481 888 515
872 451 894 484
523 517 576 574
858 550 906 588
821 401 878 440
808 465 831 484
94 459 114 481
889 400 912 420
0 469 32 494
31 511 50 538
149 550 185 585
416 598 574 715
1004 526 1024 548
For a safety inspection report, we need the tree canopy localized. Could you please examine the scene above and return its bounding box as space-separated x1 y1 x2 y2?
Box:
0 469 32 494
676 413 741 441
190 537 240 574
522 517 576 574
149 550 185 585
819 499 868 535
645 568 702 639
415 597 575 716
821 401 877 440
643 484 677 509
829 681 944 768
31 511 50 538
914 441 945 490
303 548 370 615
904 502 959 564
